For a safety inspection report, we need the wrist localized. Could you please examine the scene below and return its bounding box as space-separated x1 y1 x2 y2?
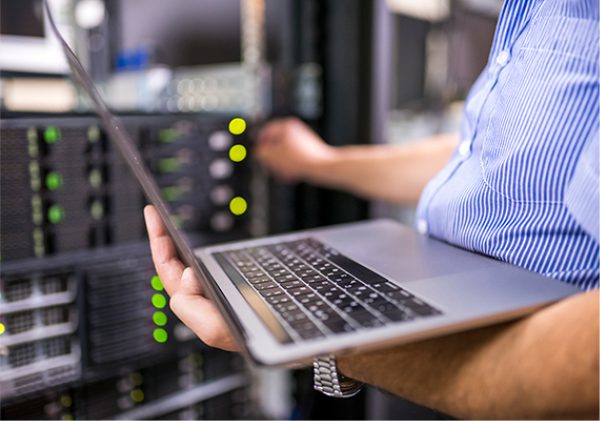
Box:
336 354 360 381
304 146 344 185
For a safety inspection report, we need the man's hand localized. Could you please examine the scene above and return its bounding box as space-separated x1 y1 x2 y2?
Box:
256 117 338 183
144 205 240 352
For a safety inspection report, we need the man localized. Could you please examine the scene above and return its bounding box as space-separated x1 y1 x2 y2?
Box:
144 0 599 418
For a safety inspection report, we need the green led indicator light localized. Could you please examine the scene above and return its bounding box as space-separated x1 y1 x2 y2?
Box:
159 128 178 143
153 328 168 343
228 144 247 162
152 311 168 326
228 118 246 135
151 275 164 291
229 196 248 216
158 157 181 173
44 126 61 144
0 322 5 335
161 186 182 202
45 172 63 191
48 205 65 224
151 293 167 309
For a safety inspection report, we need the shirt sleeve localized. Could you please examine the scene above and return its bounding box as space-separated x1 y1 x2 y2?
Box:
565 126 599 242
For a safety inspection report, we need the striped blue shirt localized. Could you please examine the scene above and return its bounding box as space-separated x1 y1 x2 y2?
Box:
416 0 599 290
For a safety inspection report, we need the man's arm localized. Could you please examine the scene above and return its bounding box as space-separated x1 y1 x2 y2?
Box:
338 289 599 420
256 118 458 205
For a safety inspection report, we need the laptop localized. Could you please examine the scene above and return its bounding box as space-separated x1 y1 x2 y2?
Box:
45 2 579 367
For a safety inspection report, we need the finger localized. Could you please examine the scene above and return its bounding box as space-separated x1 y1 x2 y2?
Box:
256 124 271 144
257 122 275 144
254 139 279 165
253 140 267 159
258 119 286 145
169 291 240 352
180 266 205 297
144 205 185 295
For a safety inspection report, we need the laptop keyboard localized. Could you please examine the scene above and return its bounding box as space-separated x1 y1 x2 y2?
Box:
215 238 441 343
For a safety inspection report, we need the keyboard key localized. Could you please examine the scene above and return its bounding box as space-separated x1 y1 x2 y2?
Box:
385 289 414 302
247 276 271 285
288 286 311 298
319 289 341 302
291 320 325 340
370 281 400 292
322 316 356 333
402 300 441 317
330 295 354 308
282 308 308 323
274 273 297 283
265 294 290 305
298 292 317 305
340 301 363 314
349 310 383 327
361 292 383 305
241 269 261 277
327 272 350 282
298 328 325 340
370 299 400 314
274 302 299 314
312 281 332 293
304 276 327 286
384 308 413 322
258 287 283 298
305 300 330 313
279 280 303 289
338 279 360 290
347 284 369 297
254 280 278 290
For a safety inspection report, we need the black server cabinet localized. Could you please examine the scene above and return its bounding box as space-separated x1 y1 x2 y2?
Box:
1 113 256 419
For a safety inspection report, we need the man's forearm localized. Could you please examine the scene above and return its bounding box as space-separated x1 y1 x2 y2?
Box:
338 290 599 420
306 133 458 205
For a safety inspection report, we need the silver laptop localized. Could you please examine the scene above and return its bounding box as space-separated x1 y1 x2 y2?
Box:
46 2 578 367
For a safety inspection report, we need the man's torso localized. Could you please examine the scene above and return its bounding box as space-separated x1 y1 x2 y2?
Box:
417 0 599 289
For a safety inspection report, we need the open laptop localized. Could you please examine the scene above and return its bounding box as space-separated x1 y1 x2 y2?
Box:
45 2 579 367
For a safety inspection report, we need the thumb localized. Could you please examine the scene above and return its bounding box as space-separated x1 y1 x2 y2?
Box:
180 267 205 296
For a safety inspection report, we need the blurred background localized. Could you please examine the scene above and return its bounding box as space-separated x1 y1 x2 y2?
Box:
0 0 500 419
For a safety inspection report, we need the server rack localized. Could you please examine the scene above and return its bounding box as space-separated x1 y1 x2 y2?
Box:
1 114 256 419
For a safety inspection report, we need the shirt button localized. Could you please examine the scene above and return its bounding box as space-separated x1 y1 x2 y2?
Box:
458 139 471 158
417 219 428 235
496 50 511 67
